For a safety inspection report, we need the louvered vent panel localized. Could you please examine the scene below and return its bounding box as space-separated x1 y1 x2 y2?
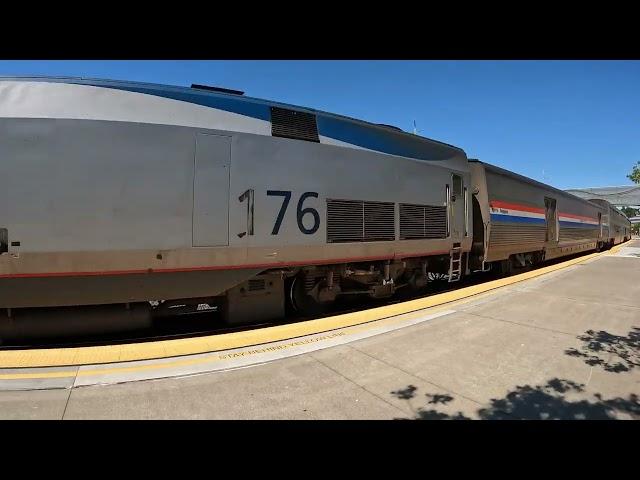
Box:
399 204 447 239
327 200 364 243
399 204 424 239
364 201 396 241
327 199 395 243
270 107 319 143
425 206 448 238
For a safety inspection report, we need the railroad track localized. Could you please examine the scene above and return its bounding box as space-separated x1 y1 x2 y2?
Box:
0 249 598 351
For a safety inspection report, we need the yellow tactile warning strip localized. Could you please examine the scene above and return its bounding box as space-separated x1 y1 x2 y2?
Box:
0 245 623 371
0 310 459 383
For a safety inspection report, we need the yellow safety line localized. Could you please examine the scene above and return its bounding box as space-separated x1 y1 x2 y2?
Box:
0 245 624 373
0 306 464 380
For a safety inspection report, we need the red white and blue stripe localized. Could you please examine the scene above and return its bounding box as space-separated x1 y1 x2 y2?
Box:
558 212 600 228
489 201 546 225
489 201 599 228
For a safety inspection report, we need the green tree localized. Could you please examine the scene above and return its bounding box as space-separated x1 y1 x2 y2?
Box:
620 206 639 217
628 162 640 184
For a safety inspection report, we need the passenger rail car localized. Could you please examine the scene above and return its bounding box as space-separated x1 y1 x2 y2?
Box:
588 199 632 246
0 77 631 338
468 161 609 274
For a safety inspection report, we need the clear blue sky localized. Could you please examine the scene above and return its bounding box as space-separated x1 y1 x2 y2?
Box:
1 60 638 190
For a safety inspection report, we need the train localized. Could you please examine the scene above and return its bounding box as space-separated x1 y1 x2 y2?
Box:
0 76 632 339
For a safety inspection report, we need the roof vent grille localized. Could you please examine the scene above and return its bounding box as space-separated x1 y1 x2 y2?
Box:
271 107 320 143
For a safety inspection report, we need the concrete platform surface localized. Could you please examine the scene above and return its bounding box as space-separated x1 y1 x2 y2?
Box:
1 241 639 419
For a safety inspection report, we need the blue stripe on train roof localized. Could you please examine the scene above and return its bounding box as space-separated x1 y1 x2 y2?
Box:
0 76 465 162
316 116 459 161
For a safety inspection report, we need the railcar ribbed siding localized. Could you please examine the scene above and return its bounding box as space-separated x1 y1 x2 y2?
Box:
559 226 600 242
489 223 546 247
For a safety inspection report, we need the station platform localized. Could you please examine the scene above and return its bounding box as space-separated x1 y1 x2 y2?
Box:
1 240 638 419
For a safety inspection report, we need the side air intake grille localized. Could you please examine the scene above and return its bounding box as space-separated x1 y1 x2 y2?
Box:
327 200 395 243
327 200 364 243
271 107 319 143
399 204 447 239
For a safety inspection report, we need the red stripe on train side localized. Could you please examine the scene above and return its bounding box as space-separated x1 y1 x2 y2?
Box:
558 212 599 222
491 201 598 223
489 200 545 214
0 250 453 279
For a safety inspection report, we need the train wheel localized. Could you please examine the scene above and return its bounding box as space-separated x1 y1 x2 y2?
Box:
287 275 331 317
497 259 513 276
428 272 449 283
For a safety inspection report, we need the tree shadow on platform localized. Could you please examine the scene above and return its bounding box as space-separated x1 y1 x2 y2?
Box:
390 378 640 420
565 327 640 373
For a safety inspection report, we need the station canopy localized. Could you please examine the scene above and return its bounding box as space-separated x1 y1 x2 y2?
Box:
565 185 640 207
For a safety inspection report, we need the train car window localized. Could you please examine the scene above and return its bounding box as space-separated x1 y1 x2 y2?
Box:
452 174 463 197
0 228 7 254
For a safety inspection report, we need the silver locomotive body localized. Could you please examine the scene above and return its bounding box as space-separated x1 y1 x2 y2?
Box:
0 78 471 324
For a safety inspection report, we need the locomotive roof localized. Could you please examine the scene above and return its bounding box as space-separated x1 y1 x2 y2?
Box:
0 76 467 163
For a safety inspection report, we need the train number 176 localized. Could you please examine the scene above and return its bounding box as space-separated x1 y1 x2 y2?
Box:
267 190 320 235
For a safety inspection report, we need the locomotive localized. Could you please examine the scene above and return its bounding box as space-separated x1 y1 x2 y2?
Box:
0 77 631 339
